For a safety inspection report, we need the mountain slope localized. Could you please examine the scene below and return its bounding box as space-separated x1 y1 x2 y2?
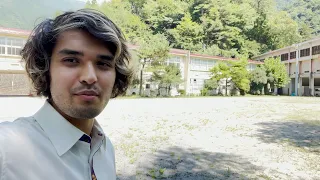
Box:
0 0 86 30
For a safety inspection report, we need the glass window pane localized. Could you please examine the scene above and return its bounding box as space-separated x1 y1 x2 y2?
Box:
0 37 5 45
0 46 5 54
16 48 21 55
7 47 11 54
6 39 12 46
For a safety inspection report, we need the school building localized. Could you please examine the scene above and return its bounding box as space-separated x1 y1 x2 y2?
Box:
253 37 320 96
0 26 262 96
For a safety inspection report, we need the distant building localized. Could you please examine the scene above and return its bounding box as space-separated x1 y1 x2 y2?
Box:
128 45 262 96
253 37 320 96
0 27 33 95
0 27 262 96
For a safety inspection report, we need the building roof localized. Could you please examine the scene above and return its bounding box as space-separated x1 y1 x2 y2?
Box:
0 27 263 64
253 36 320 59
0 27 31 37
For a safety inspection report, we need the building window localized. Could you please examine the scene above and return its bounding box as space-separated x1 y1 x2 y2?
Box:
281 53 288 61
312 45 320 55
190 58 215 71
0 37 25 56
300 48 310 57
0 47 5 54
166 57 181 68
290 51 296 59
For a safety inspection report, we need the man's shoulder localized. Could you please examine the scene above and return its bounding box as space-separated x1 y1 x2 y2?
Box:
0 116 38 144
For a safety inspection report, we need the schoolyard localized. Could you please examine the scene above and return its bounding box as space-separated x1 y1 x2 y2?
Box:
0 96 319 180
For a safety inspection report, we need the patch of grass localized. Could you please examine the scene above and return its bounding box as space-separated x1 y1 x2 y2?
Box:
170 152 175 157
182 123 197 131
136 170 143 176
159 168 166 175
285 110 320 124
119 142 139 162
258 174 272 180
225 126 239 132
150 135 169 144
200 119 209 126
225 167 231 177
123 132 133 139
153 121 166 131
129 157 137 164
148 168 156 179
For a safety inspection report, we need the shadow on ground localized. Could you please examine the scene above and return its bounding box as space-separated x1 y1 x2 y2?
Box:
255 120 320 152
117 147 265 180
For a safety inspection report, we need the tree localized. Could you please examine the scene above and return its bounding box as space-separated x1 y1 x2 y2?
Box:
284 0 320 36
210 62 231 96
137 33 170 95
141 0 189 34
201 78 218 96
87 0 149 44
230 58 250 95
250 66 267 95
151 64 183 96
168 13 204 51
263 57 290 94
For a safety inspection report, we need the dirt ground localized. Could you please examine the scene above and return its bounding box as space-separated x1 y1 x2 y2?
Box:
1 96 319 180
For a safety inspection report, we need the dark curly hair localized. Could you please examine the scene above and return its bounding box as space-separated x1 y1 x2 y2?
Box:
21 9 133 98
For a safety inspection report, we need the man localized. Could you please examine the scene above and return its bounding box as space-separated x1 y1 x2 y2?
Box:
0 9 132 180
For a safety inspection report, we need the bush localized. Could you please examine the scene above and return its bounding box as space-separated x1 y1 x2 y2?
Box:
201 88 209 96
178 89 186 95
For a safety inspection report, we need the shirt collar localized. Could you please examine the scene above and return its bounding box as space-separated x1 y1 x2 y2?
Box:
33 100 96 156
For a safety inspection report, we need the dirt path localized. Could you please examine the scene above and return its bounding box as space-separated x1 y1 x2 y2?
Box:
1 96 319 179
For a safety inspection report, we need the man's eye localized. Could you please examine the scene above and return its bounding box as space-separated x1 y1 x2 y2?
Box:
97 61 111 67
63 58 78 63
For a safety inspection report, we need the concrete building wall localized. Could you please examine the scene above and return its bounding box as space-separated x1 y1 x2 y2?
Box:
253 36 320 96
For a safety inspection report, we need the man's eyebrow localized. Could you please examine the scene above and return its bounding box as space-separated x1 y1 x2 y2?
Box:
58 49 84 56
97 54 114 61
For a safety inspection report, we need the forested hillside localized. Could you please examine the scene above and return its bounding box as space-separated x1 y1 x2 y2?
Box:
0 0 85 30
1 0 319 57
87 0 316 58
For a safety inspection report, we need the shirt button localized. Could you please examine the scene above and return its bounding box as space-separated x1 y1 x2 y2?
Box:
98 132 103 136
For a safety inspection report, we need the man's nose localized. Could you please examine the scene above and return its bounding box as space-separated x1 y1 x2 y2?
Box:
79 63 97 85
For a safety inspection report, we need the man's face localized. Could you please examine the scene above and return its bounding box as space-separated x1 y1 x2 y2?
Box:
50 29 116 120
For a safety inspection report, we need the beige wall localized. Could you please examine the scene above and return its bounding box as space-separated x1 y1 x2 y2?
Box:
0 73 31 95
313 59 320 72
301 61 311 73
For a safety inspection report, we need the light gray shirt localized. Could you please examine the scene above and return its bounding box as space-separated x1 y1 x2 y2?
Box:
0 100 116 180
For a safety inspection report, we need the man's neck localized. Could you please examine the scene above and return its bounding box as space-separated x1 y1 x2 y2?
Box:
49 99 94 136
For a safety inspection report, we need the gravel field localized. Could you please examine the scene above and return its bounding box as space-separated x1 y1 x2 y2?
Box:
0 96 319 180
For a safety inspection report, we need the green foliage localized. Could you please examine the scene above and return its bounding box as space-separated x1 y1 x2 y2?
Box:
3 0 315 57
230 57 250 94
141 0 188 34
169 13 204 51
263 57 290 88
210 57 250 95
204 78 218 90
178 89 186 95
201 78 218 96
151 64 183 95
250 66 268 95
87 0 149 44
137 33 170 95
210 62 231 95
283 0 320 36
